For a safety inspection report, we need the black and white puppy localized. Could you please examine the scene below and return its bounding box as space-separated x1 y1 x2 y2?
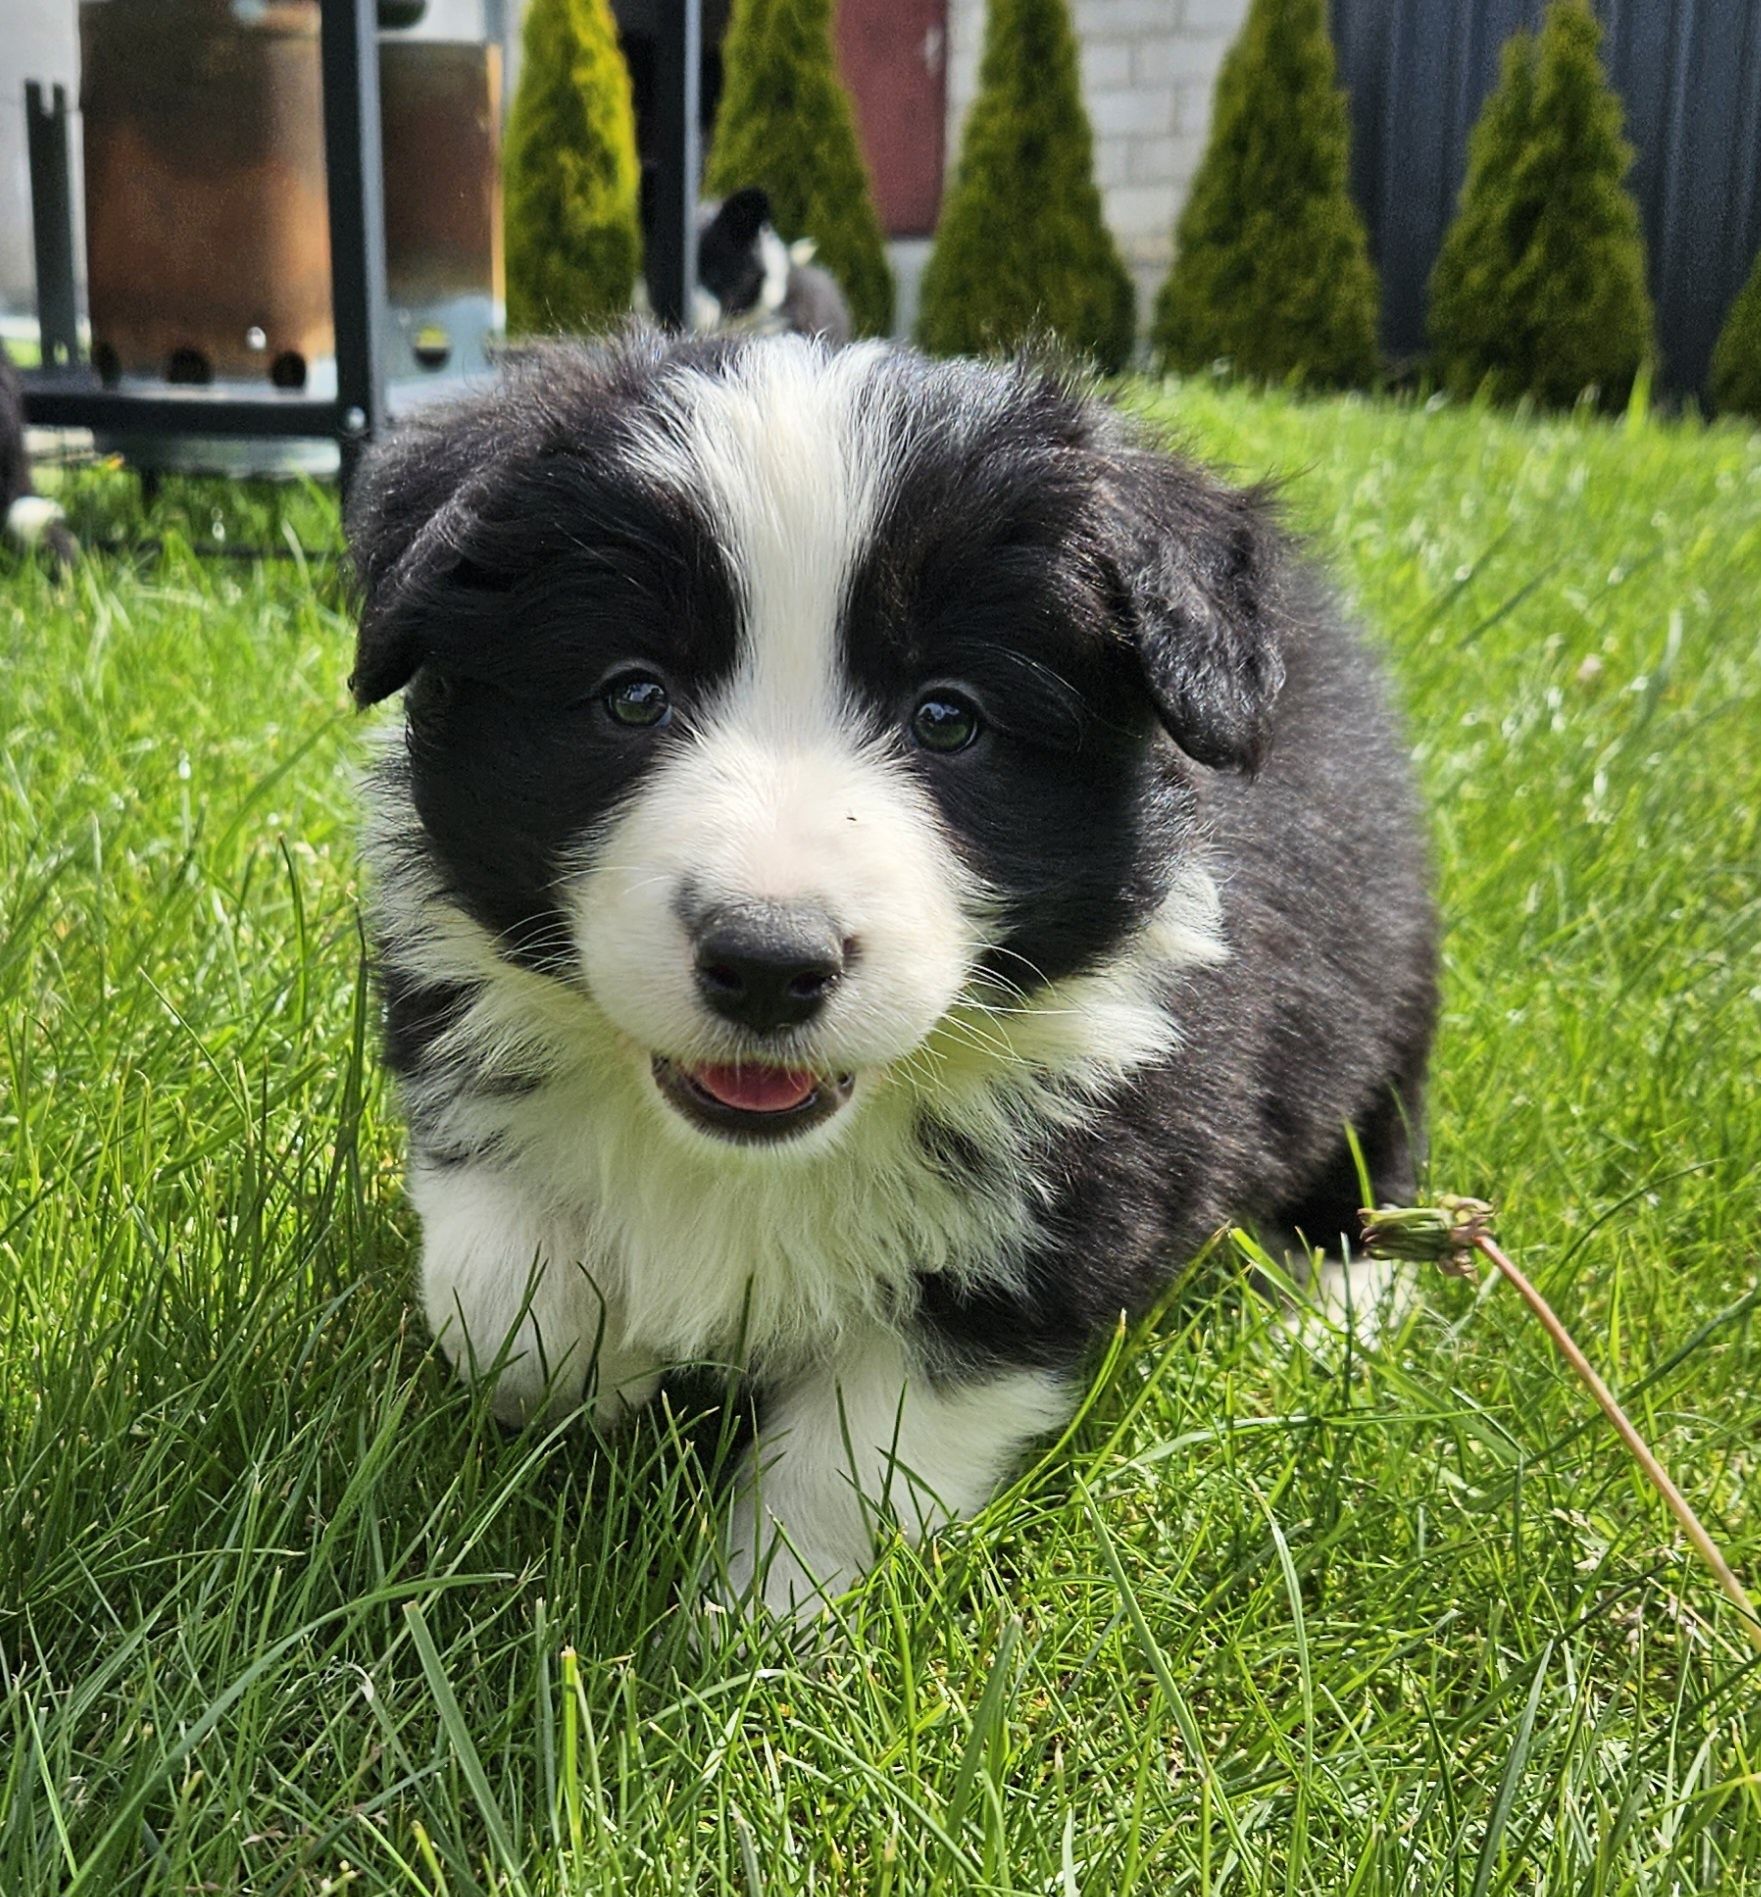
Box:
349 333 1436 1619
694 188 852 346
1 342 75 567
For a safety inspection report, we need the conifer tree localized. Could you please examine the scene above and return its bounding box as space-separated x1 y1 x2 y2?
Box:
916 0 1135 372
704 0 894 337
1709 246 1761 418
503 0 642 335
1151 0 1379 387
1429 28 1538 399
1429 0 1654 407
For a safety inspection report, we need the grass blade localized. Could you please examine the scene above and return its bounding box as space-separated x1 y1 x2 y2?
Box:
403 1600 525 1889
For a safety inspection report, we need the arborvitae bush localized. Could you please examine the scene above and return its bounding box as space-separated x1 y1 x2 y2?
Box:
916 0 1135 372
503 0 642 336
1710 247 1761 419
704 0 893 337
1429 0 1654 407
1428 27 1538 398
1151 0 1378 388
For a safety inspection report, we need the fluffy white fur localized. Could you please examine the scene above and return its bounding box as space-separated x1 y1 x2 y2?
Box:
411 1159 661 1428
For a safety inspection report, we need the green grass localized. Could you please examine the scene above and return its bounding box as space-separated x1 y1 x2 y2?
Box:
3 388 1759 1894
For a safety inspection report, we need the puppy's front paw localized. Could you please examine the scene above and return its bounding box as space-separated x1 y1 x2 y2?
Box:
1295 1251 1411 1352
717 1478 863 1628
452 1342 662 1434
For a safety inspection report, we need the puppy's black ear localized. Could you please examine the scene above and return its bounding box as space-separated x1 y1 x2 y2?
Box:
713 187 772 247
1107 451 1291 773
345 411 497 705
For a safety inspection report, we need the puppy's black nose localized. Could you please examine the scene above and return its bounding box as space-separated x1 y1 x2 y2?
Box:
693 903 845 1034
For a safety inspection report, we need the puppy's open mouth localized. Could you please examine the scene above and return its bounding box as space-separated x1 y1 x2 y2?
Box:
651 1057 854 1143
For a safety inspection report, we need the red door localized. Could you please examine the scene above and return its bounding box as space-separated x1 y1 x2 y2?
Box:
836 0 947 238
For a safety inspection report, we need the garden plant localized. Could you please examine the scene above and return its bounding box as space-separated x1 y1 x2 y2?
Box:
917 0 1136 372
1429 0 1655 408
1151 0 1379 388
503 0 642 336
1710 244 1761 419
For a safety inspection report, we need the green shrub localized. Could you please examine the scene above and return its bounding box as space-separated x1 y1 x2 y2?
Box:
502 0 642 336
1427 27 1538 401
1710 247 1761 418
704 0 893 337
1429 0 1654 407
916 0 1135 372
1151 0 1378 388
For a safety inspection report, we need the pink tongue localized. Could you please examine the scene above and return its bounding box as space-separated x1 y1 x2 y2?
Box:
689 1063 817 1113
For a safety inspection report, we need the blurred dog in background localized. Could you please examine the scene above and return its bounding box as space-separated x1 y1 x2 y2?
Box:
694 188 852 346
1 342 75 568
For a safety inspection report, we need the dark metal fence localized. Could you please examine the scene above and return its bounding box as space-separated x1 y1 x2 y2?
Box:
1332 0 1761 396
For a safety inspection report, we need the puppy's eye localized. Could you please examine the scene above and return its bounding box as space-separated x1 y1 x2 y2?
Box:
910 692 982 754
603 674 671 729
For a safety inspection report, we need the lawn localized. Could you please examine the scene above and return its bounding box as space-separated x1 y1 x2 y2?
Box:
2 385 1758 1894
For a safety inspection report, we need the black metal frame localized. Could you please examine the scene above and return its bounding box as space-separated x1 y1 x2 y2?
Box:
647 0 700 329
24 82 78 372
18 0 700 491
321 0 389 487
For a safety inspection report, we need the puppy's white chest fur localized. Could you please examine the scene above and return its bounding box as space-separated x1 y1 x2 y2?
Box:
396 893 1204 1387
414 1063 1026 1380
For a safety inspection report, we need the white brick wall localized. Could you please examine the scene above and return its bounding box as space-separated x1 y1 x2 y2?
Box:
1086 86 1177 138
943 0 1250 335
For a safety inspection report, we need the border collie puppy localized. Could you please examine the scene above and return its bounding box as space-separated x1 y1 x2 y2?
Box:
1 343 75 567
694 188 852 346
349 334 1436 1620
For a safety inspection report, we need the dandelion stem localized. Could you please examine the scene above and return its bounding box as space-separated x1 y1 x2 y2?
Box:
1473 1229 1761 1660
1362 1199 1761 1661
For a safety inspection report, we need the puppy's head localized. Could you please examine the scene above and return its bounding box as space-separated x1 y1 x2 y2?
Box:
350 336 1291 1150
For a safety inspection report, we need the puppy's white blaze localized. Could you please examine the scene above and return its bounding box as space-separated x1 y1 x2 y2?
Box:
625 339 899 739
721 1330 1073 1617
587 346 985 1071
